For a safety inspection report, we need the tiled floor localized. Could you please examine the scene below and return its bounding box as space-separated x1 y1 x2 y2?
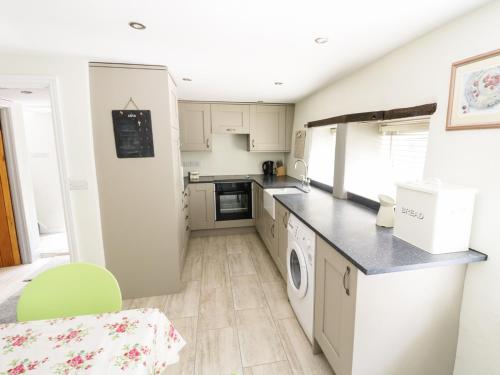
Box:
123 232 333 375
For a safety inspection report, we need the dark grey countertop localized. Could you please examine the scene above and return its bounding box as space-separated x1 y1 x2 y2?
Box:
184 174 301 188
185 174 487 275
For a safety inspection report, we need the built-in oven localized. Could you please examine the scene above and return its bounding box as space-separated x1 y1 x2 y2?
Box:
215 182 253 221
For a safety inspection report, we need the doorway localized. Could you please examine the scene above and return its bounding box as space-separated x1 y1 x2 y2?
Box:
0 77 75 267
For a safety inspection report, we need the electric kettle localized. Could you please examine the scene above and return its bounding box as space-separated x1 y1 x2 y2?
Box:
262 161 274 176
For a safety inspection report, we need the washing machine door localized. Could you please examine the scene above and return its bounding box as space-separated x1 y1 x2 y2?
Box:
287 241 308 299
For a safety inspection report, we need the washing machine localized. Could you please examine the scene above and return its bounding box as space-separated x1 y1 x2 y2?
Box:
287 214 316 343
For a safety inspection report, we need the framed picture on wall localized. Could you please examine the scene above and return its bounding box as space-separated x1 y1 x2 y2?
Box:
446 48 500 130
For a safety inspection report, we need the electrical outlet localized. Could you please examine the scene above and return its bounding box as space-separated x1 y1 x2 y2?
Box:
182 160 200 168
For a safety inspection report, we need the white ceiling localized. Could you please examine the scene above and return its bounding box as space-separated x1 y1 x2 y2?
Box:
0 0 491 103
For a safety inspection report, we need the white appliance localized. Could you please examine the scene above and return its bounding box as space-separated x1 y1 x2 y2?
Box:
287 214 316 343
394 180 476 254
263 187 304 219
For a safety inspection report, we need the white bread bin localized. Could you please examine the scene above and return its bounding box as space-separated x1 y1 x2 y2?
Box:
394 180 476 254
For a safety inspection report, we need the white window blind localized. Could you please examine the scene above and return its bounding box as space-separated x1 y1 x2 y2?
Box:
345 120 429 201
308 126 336 187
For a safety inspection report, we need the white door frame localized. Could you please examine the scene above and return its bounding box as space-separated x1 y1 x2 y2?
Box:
0 75 77 263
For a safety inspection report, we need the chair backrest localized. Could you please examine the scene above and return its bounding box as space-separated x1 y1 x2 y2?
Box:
17 262 122 322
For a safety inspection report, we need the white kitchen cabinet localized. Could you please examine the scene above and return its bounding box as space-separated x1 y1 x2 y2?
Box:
285 104 295 152
263 210 277 258
179 103 212 151
181 187 190 263
249 105 286 152
189 183 215 230
254 183 264 238
89 63 182 297
314 236 468 375
315 237 357 375
275 201 289 279
168 75 188 268
211 104 250 134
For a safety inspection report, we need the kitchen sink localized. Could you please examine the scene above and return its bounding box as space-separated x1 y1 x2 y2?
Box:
263 187 305 219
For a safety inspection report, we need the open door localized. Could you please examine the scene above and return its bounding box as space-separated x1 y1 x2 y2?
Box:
0 124 21 267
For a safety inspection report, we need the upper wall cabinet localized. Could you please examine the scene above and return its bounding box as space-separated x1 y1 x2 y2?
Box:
285 105 294 152
211 104 250 134
179 103 212 151
249 105 286 152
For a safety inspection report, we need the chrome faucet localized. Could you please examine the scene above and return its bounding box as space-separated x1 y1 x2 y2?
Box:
294 159 310 192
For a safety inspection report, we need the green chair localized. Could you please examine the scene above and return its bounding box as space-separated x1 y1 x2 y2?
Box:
17 262 122 322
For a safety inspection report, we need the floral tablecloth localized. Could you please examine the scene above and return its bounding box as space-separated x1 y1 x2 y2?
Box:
0 308 185 375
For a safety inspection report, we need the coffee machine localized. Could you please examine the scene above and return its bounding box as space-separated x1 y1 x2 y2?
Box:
262 161 274 175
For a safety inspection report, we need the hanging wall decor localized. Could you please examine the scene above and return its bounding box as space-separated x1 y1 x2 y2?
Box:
112 98 154 158
446 48 500 130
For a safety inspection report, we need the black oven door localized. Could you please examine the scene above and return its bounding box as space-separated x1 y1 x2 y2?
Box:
215 182 252 221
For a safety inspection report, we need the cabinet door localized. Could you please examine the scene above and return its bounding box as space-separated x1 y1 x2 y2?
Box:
254 184 264 238
249 105 286 151
284 105 295 152
314 237 356 375
189 183 215 230
211 104 250 134
179 103 212 151
263 211 277 258
276 202 289 280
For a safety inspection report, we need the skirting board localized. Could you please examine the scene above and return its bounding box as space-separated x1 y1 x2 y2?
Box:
191 226 256 237
214 218 255 229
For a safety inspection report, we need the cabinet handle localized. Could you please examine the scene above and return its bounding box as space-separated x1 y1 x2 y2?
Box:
185 215 189 220
343 266 351 296
271 223 275 238
283 212 288 228
226 128 236 132
185 225 190 232
184 204 188 209
206 138 210 148
252 139 255 149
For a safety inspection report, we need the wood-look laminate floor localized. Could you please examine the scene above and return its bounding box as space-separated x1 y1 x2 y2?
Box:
123 233 334 375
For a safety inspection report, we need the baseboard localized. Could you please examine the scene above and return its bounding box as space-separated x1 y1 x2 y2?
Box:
214 218 254 229
191 226 256 237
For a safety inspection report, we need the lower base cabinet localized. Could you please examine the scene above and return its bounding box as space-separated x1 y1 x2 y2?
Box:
314 236 468 375
179 188 191 267
275 202 289 279
262 211 277 258
189 183 215 230
254 184 265 237
314 237 357 375
254 186 288 281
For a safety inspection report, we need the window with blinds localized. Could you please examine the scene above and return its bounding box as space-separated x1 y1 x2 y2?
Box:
307 126 336 187
344 119 429 201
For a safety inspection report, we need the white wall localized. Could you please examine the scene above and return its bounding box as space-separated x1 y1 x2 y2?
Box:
286 1 500 373
181 133 285 176
0 53 105 265
23 108 66 234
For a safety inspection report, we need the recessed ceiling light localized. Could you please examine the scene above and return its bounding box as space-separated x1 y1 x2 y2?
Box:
274 82 283 86
314 37 329 44
129 21 146 30
182 78 192 82
20 90 32 94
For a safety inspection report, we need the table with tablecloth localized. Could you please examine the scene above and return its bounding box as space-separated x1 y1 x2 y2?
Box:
0 308 185 374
